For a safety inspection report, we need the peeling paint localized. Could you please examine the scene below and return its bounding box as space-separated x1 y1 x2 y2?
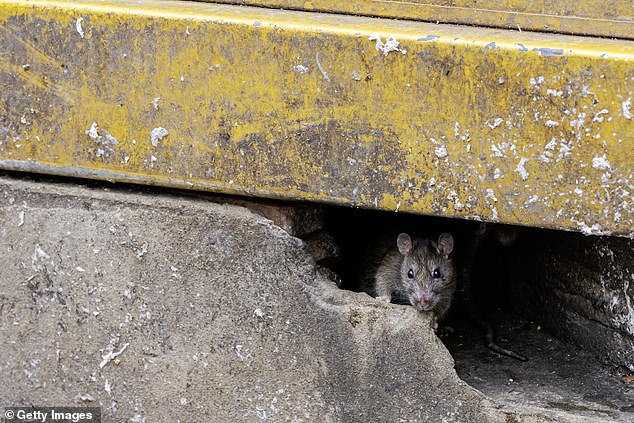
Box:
524 195 539 205
592 109 609 123
622 98 632 120
592 155 612 171
417 35 439 42
76 17 85 38
150 127 169 147
85 122 118 159
368 33 407 56
515 158 529 180
315 52 329 81
532 47 564 56
484 42 497 52
529 76 545 85
546 89 563 97
0 1 632 237
573 219 609 236
544 120 559 128
486 118 503 129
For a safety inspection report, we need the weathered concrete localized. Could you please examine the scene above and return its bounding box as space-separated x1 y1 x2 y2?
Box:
519 230 634 372
0 175 539 422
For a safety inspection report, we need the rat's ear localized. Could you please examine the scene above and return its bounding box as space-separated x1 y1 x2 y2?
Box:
397 233 413 255
437 233 454 257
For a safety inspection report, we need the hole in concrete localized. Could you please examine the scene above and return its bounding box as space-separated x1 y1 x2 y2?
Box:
318 206 634 422
3 171 632 421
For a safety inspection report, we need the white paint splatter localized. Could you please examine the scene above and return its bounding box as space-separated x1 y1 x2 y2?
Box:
487 118 503 129
234 344 245 360
592 109 609 123
544 120 559 128
558 139 573 159
150 127 168 147
485 188 497 202
592 155 611 171
447 190 464 210
484 189 499 219
622 97 632 120
151 97 161 110
100 343 129 368
434 144 448 158
76 17 85 38
293 64 309 74
544 138 557 150
86 122 119 158
574 220 608 236
490 144 504 158
546 89 563 97
368 33 407 56
529 76 544 85
32 245 50 264
515 157 529 180
524 195 539 205
315 53 329 81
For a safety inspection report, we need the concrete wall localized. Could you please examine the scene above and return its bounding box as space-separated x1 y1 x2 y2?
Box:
463 223 634 372
512 230 634 372
0 176 528 422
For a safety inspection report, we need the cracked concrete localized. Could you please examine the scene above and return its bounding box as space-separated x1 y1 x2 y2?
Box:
0 175 569 422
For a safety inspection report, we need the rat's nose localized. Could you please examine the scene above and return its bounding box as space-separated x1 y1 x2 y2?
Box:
414 293 434 312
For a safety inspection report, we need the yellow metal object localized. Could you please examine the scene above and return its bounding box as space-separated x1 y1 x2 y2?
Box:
207 0 634 39
1 0 633 236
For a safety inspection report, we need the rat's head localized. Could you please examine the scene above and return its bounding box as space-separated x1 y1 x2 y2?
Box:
397 232 456 313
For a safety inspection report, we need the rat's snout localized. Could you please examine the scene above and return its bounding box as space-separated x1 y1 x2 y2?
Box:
412 291 435 312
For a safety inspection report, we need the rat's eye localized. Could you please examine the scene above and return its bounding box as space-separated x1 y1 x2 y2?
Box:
407 269 414 279
432 268 441 278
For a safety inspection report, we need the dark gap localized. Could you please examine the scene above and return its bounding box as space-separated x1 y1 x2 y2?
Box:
323 206 534 341
320 205 634 422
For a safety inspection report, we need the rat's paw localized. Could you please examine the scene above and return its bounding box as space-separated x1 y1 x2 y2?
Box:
435 325 454 338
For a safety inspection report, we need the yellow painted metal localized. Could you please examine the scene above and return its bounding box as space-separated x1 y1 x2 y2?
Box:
0 0 633 236
204 0 634 40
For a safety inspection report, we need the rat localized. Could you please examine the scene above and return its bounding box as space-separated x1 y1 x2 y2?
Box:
460 222 528 361
360 232 457 329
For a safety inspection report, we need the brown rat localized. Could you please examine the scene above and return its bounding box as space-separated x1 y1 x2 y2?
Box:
361 232 456 329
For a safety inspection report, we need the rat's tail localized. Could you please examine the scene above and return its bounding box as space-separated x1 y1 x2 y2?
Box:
482 321 528 362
